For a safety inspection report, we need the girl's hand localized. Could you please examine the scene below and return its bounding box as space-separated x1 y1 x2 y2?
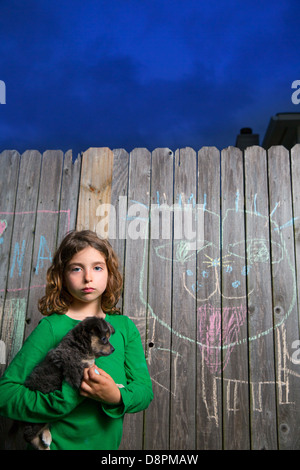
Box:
80 365 122 405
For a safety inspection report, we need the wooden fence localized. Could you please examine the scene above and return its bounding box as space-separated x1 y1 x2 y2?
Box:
0 145 300 450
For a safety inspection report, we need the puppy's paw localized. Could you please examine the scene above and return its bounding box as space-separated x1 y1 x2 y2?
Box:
41 428 52 450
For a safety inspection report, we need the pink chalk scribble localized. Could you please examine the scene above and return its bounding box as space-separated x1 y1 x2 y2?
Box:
198 303 247 373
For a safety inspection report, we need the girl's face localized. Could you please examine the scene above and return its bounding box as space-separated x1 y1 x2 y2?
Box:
64 246 108 308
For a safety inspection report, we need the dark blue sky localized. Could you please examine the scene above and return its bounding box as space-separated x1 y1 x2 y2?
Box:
0 0 299 157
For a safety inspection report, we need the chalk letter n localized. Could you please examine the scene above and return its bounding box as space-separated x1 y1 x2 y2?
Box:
10 240 26 278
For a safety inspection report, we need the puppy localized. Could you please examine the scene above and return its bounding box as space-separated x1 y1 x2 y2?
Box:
14 316 115 450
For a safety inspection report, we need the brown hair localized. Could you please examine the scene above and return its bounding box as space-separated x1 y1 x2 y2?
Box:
38 230 123 316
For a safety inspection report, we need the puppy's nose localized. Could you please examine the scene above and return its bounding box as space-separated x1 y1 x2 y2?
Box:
110 345 115 353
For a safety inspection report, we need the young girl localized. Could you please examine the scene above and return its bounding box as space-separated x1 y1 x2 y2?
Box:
0 230 153 450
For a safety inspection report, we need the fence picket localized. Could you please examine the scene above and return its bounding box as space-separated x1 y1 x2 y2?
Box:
244 146 277 449
76 147 113 233
57 150 82 245
24 150 64 338
119 148 151 450
221 146 250 450
0 150 20 330
268 145 300 449
145 148 174 450
196 146 222 449
170 148 197 450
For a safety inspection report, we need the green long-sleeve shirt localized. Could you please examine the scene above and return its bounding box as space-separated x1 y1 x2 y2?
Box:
0 313 153 450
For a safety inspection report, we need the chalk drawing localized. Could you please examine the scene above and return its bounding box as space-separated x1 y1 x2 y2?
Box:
0 219 7 245
10 240 26 278
0 209 70 292
130 190 299 424
197 304 247 373
149 201 296 345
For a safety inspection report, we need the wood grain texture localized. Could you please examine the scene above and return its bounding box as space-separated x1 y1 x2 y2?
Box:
244 146 277 449
221 146 250 450
57 150 82 244
120 148 151 450
145 148 174 450
170 148 197 450
267 146 300 450
76 147 113 233
196 146 222 449
0 150 20 326
24 150 64 337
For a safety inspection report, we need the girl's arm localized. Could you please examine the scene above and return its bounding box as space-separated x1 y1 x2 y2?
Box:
0 318 83 423
98 319 153 418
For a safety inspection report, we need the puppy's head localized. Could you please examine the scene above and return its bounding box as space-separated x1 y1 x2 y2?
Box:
80 317 115 358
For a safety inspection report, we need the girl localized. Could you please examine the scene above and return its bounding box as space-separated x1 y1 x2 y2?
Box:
0 230 153 450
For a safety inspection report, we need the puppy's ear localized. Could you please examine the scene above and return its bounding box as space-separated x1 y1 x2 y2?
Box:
48 349 63 368
108 323 115 335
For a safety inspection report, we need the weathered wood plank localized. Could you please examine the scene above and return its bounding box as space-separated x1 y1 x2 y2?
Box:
291 144 300 355
221 146 250 450
1 150 42 367
109 149 129 308
268 146 300 450
0 150 21 449
76 148 113 233
144 148 174 450
170 148 197 450
196 146 222 449
57 150 82 244
244 146 277 449
24 150 64 337
119 148 151 450
0 150 20 331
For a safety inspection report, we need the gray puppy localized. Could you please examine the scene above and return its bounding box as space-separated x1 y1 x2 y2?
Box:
14 316 115 450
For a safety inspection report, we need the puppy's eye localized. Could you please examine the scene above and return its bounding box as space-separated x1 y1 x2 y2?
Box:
101 336 107 343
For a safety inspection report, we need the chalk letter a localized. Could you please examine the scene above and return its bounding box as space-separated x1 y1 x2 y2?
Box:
35 235 52 275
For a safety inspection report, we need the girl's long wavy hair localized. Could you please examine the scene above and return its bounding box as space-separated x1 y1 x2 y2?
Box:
38 230 123 316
